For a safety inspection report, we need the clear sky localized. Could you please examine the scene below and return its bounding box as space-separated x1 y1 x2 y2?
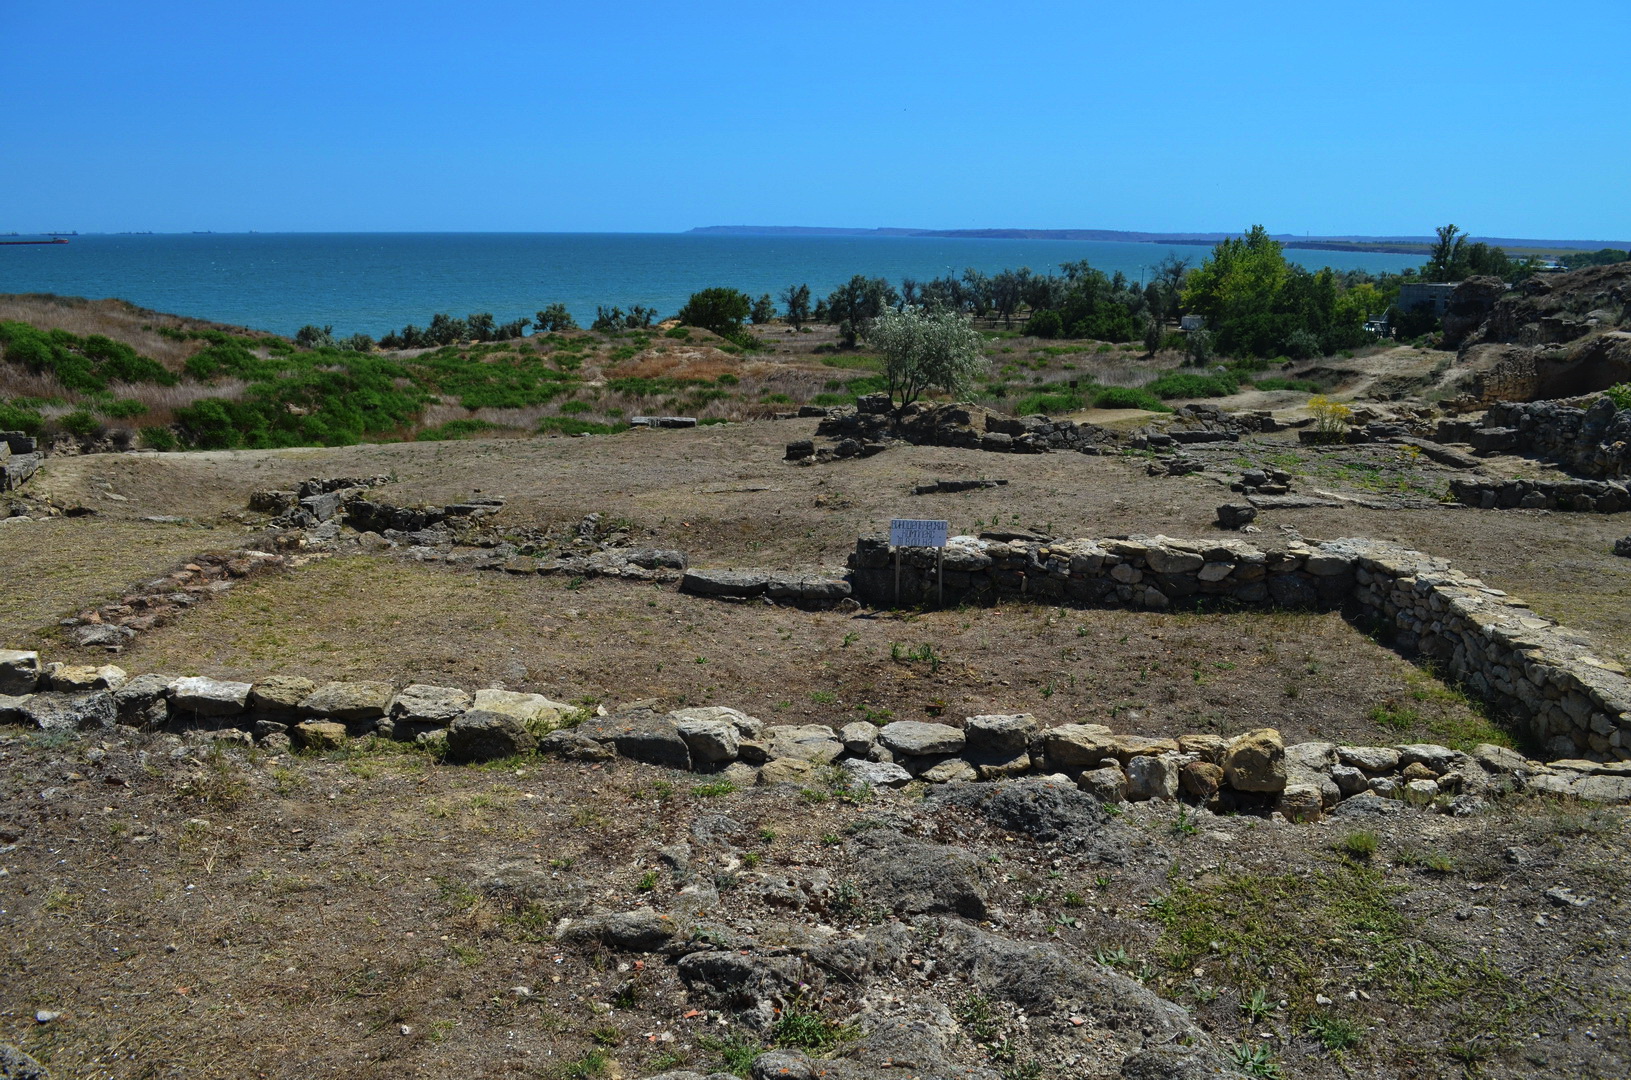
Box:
3 0 1626 239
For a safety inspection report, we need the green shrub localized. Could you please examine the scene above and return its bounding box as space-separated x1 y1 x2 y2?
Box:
0 398 45 435
1605 383 1631 410
173 355 428 449
537 417 619 436
1012 386 1087 415
1027 310 1064 339
1093 386 1171 411
101 398 149 419
558 400 592 414
417 348 577 409
0 320 176 391
140 425 178 451
1143 370 1240 399
664 327 691 340
1285 329 1323 360
59 409 102 437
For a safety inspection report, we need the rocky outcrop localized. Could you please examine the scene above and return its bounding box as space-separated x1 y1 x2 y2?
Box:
1464 262 1631 352
1455 263 1631 404
1456 395 1631 479
1441 275 1510 349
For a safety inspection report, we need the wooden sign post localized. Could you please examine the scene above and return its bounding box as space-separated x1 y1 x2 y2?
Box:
889 518 950 606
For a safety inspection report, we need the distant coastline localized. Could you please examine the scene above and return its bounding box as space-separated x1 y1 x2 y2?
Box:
688 225 1631 254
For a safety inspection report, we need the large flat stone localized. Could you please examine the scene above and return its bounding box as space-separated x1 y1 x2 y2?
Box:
19 691 116 732
300 681 395 722
577 711 691 769
679 569 771 597
670 705 765 740
470 689 573 732
879 721 966 757
673 717 740 763
390 684 472 726
1041 723 1117 768
250 676 317 715
445 709 536 762
46 663 127 692
963 713 1037 756
840 758 913 788
170 676 252 717
764 724 844 764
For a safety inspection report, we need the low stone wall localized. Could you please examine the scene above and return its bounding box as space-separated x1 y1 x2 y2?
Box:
4 651 1626 814
849 533 1631 760
0 431 42 492
1449 396 1630 479
1448 476 1630 512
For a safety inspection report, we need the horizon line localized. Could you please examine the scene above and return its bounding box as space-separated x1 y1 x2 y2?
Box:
4 226 1628 249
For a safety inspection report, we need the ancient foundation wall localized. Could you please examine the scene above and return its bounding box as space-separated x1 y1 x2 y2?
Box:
1455 397 1630 479
848 533 1631 761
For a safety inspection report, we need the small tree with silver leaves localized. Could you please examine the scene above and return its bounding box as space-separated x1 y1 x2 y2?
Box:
863 306 987 419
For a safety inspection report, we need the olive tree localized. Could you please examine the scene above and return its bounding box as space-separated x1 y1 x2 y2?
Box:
863 306 987 416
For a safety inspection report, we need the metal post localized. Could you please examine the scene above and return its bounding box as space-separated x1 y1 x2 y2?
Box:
894 547 901 606
936 547 944 607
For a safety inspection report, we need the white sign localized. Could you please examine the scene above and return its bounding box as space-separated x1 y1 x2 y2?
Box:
890 518 949 548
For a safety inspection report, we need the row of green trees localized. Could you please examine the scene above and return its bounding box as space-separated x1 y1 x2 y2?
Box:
302 222 1575 362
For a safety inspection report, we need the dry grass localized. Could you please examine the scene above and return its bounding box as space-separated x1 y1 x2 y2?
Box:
0 517 225 647
0 294 226 370
112 553 1504 748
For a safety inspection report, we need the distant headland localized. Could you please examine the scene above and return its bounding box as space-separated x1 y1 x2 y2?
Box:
688 225 1631 255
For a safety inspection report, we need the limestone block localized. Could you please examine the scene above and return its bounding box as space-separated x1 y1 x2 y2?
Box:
963 713 1037 756
390 684 472 726
170 676 252 717
1224 728 1286 792
879 720 966 757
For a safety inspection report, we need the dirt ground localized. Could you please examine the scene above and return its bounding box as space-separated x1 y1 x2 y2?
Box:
4 394 1631 1079
0 727 1626 1080
8 415 1630 664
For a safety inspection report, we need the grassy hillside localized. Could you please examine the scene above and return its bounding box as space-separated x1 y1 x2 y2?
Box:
0 294 1399 451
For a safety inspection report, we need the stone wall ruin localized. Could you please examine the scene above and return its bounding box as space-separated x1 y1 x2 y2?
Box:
849 533 1631 761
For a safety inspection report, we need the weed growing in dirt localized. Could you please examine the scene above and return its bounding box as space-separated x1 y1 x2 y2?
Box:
1241 986 1275 1022
699 1033 763 1076
1232 1042 1285 1078
1337 830 1379 860
175 746 250 809
1150 861 1524 1059
1305 1014 1363 1052
771 1001 856 1051
546 1049 610 1079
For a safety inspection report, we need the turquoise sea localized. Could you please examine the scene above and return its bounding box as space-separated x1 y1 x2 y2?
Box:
0 232 1425 339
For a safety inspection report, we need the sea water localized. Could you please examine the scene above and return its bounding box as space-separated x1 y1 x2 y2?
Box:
0 232 1424 339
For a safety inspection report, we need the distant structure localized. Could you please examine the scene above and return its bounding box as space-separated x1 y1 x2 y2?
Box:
1179 314 1205 331
1363 315 1391 337
1395 282 1458 319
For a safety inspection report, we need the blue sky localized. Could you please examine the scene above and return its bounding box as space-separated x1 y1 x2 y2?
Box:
3 0 1626 239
